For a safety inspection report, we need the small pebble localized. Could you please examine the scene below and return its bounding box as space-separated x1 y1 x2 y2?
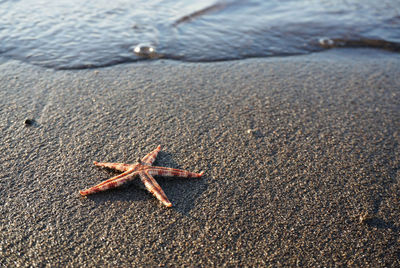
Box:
24 119 34 126
359 212 373 224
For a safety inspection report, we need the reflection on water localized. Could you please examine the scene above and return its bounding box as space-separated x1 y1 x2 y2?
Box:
0 0 399 69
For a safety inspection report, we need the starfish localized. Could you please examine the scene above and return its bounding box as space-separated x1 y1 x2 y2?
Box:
79 145 204 207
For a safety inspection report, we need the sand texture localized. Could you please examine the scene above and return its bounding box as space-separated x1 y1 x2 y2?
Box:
0 49 399 266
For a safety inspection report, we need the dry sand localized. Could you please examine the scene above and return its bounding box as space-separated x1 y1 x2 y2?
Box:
0 49 399 266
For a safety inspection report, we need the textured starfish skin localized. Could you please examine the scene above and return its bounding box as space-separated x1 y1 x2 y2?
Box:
79 145 204 207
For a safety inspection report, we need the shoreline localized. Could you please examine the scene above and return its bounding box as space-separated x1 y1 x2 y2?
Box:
1 49 399 266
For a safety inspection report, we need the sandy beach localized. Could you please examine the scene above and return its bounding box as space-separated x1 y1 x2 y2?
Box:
0 48 399 266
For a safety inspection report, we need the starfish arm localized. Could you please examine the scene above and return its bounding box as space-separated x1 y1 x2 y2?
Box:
141 145 161 166
139 171 172 207
148 166 204 178
79 170 137 196
93 161 135 172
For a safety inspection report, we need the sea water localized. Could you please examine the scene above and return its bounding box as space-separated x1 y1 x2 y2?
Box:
0 0 399 69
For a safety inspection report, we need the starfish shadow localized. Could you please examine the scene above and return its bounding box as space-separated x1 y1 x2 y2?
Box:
363 217 399 232
155 151 208 213
81 181 149 203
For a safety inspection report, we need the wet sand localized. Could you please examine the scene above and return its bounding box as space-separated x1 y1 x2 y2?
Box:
0 49 399 266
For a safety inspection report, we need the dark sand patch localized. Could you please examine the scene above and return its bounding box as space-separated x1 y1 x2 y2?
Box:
0 49 399 266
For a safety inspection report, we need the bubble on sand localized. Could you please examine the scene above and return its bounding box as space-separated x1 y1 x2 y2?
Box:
134 44 156 58
318 37 334 47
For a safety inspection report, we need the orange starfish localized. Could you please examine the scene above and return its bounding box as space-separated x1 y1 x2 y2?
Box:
79 145 204 207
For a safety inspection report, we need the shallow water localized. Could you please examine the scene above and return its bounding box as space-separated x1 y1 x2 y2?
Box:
0 0 399 69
